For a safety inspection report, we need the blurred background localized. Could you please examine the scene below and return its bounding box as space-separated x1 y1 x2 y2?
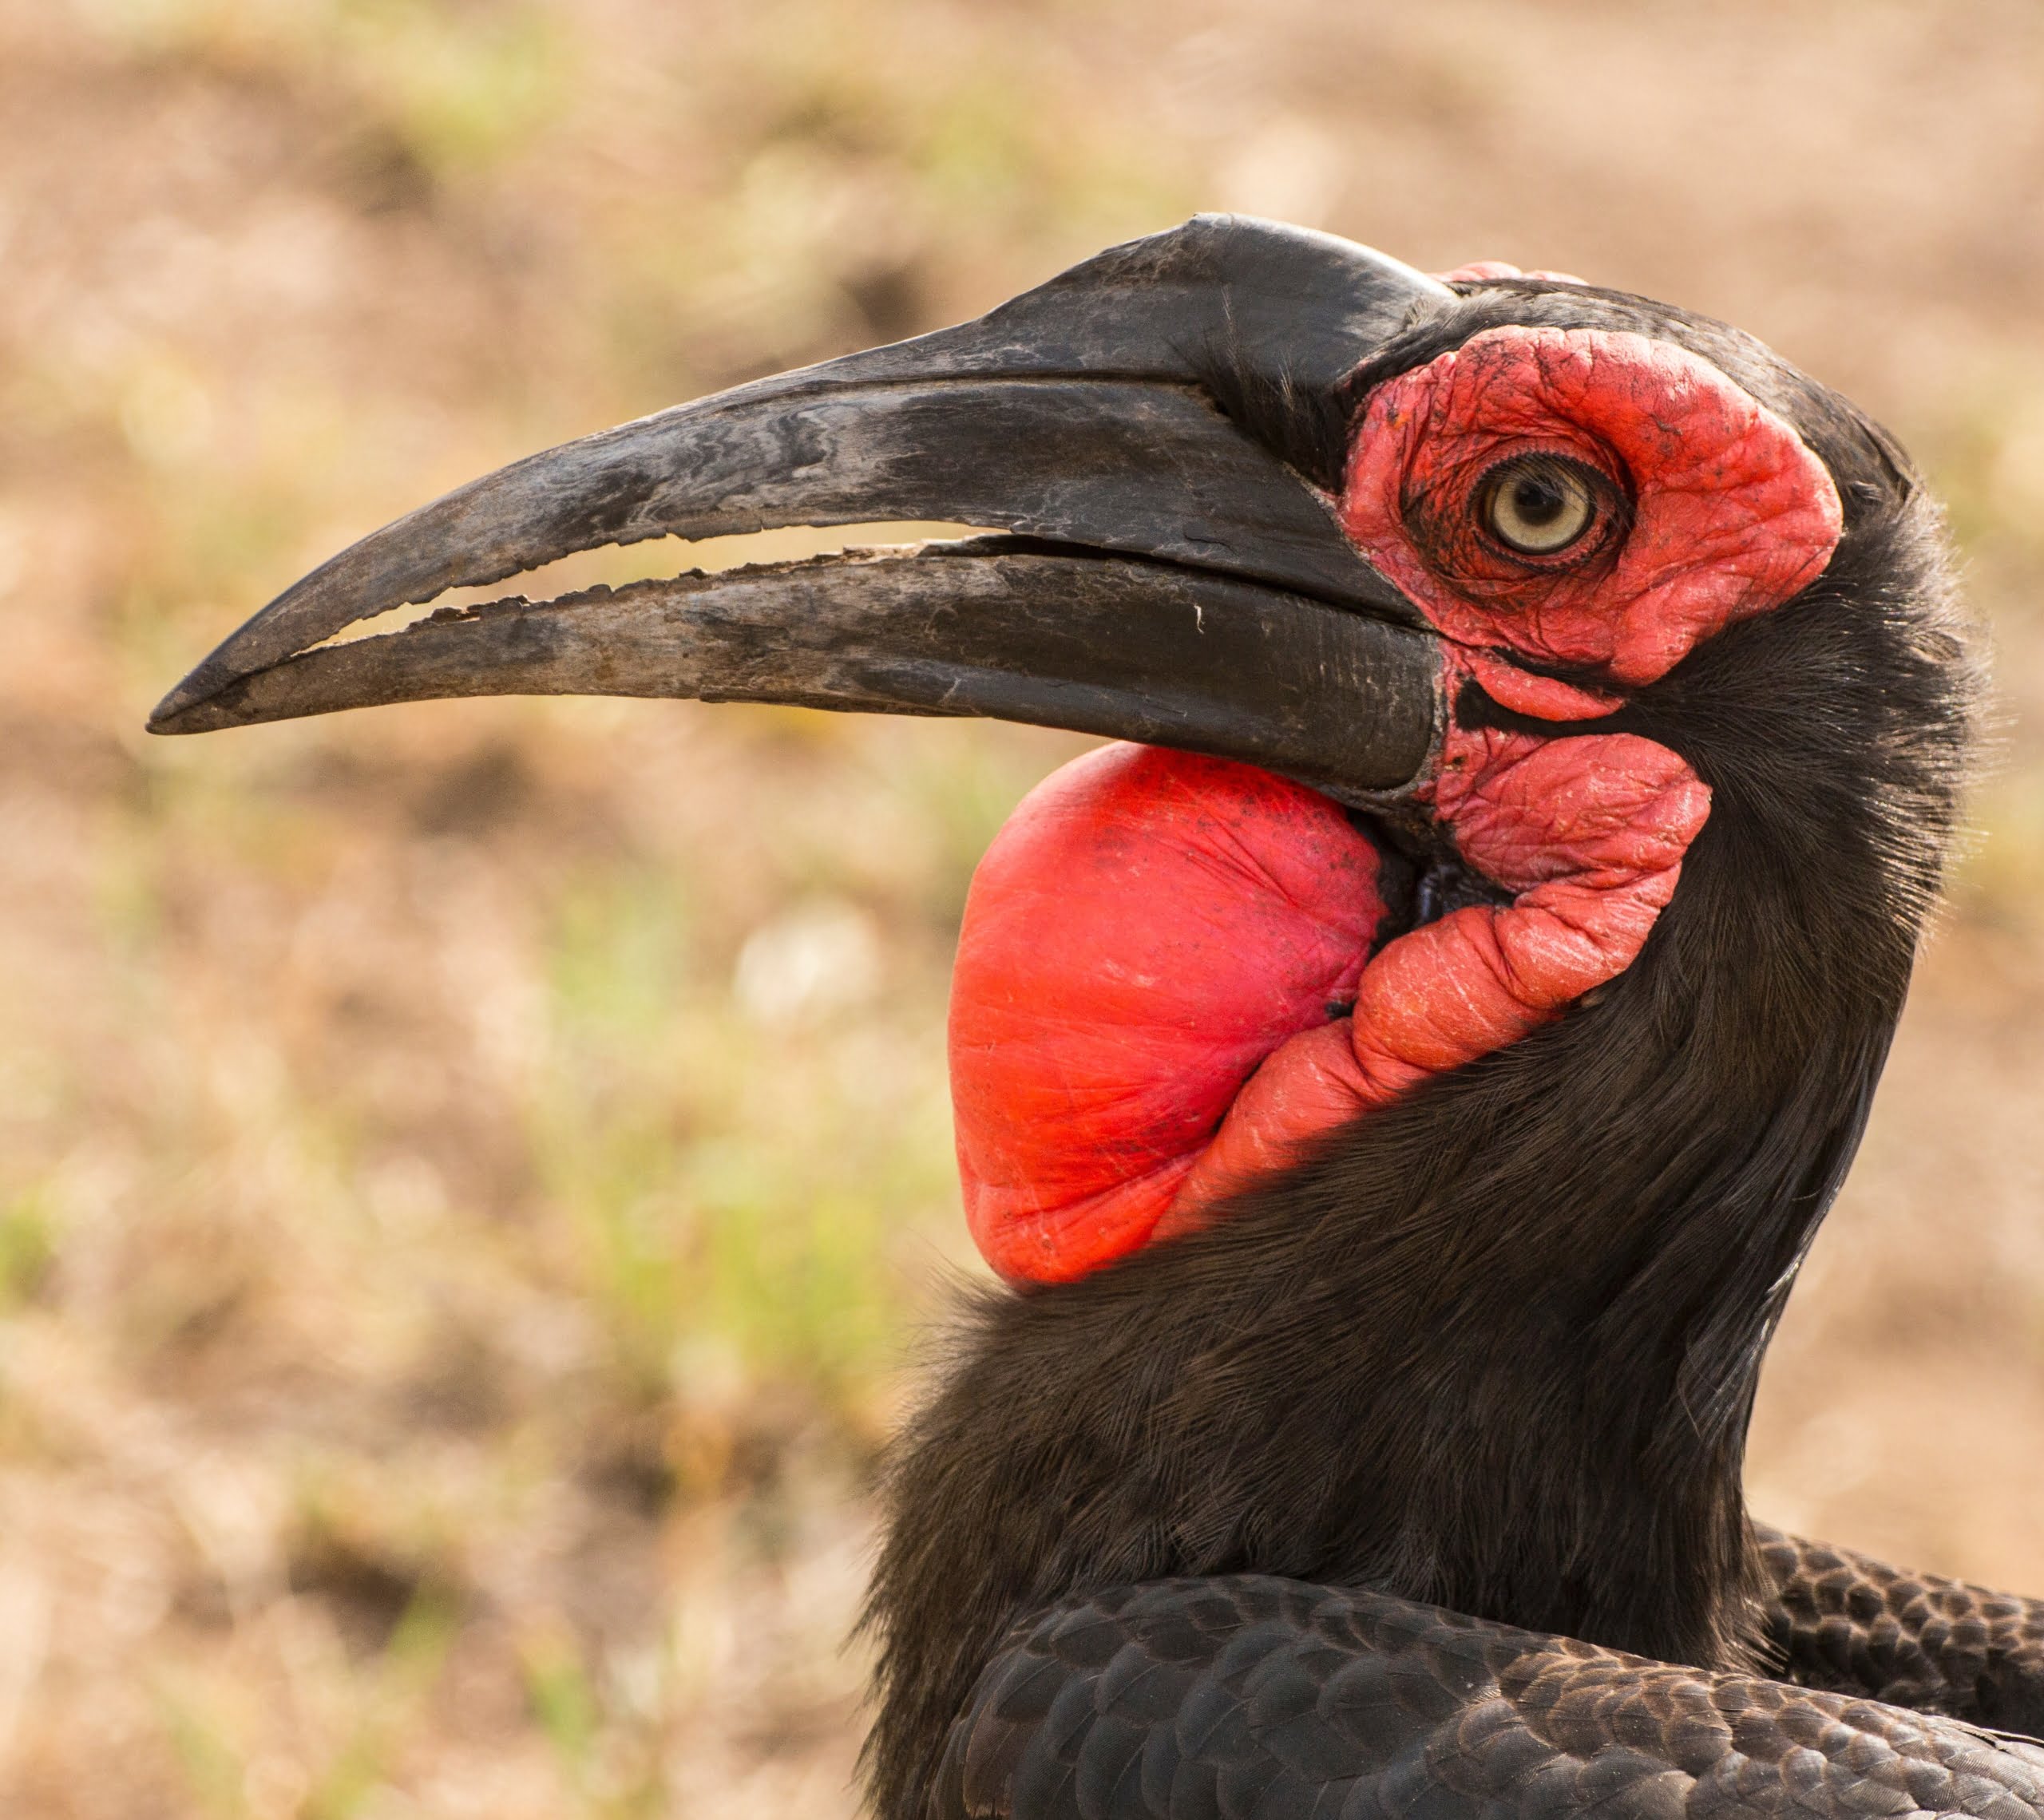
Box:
2 0 2042 1813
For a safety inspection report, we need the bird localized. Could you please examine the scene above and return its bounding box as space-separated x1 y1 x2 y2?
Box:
149 216 2044 1818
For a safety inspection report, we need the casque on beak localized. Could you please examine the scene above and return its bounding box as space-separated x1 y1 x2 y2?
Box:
148 216 1449 809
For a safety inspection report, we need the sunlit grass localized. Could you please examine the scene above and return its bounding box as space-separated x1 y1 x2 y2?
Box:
0 1192 53 1311
73 0 572 180
530 857 961 1418
158 1589 461 1820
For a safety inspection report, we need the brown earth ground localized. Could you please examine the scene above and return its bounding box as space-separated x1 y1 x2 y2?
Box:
2 1 2042 1814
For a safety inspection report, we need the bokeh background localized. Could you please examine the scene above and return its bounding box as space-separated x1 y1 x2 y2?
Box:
2 0 2043 1813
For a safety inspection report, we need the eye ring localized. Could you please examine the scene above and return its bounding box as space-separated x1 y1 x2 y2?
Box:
1476 454 1606 557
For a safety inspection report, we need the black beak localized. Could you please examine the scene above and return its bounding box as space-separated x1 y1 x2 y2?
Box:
147 216 1450 806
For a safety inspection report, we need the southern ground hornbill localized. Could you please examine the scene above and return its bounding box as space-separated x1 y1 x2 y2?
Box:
152 217 2044 1817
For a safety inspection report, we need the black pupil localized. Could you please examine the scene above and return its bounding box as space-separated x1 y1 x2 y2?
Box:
1512 471 1569 526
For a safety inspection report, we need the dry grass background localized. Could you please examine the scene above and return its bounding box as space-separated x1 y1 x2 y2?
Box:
2 0 2042 1814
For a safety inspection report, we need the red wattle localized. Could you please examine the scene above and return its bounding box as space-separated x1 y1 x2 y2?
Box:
949 727 1710 1284
1167 717 1710 1221
949 745 1389 1284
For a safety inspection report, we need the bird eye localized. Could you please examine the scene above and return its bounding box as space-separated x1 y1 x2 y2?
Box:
1477 455 1601 556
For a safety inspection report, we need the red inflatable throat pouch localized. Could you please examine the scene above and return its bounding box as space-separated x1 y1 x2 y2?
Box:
949 729 1710 1284
949 745 1393 1284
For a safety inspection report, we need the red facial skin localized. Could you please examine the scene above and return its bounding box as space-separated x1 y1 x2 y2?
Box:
1341 326 1843 693
951 323 1844 1284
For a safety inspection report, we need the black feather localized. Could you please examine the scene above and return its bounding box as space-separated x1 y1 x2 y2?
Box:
940 1577 2044 1820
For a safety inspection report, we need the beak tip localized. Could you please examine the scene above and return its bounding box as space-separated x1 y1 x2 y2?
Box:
147 672 228 735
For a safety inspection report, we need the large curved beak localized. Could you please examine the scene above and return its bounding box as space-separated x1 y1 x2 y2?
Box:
148 216 1451 805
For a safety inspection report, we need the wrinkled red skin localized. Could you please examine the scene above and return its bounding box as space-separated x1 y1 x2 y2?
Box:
1341 326 1843 689
951 326 1843 1284
1166 715 1708 1225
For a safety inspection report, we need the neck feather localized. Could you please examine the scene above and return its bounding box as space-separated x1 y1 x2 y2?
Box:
862 500 1973 1818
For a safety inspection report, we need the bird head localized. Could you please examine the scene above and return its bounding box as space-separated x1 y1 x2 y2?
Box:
150 218 1975 1327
